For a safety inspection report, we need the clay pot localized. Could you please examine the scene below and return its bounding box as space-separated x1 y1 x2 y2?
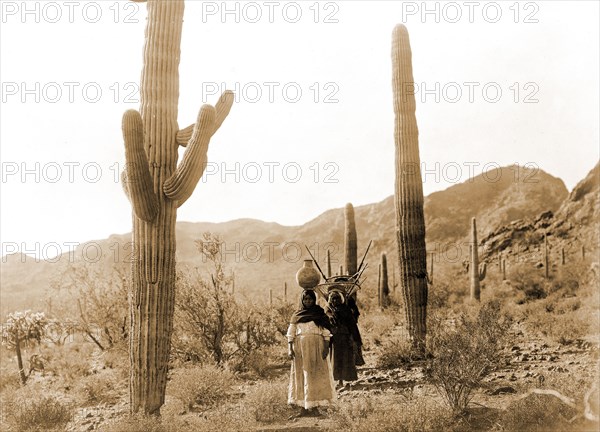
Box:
296 260 321 289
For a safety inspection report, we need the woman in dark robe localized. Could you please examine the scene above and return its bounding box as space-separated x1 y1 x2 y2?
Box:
326 290 362 387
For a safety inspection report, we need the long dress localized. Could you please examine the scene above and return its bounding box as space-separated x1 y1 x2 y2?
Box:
287 321 336 409
328 304 359 381
330 322 358 381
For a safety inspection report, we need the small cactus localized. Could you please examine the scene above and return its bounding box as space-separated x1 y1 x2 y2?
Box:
544 234 550 279
470 217 486 301
379 253 390 308
344 203 358 276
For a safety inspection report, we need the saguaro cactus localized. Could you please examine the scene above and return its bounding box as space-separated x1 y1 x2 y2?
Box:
120 0 233 415
392 24 428 354
544 234 550 278
379 253 390 308
344 203 358 276
470 217 487 301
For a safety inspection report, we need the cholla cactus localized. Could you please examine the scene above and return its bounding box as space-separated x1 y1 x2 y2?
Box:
2 310 47 384
120 0 233 415
392 24 428 354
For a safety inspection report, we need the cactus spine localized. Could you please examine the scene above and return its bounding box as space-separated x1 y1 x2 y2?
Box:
120 0 233 415
392 25 428 354
470 217 486 301
344 203 358 276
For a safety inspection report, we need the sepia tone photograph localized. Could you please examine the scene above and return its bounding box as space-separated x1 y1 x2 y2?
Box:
1 1 598 431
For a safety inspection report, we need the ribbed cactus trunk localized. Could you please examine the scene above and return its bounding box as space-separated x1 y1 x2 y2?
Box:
379 253 389 308
470 217 486 301
344 203 358 276
392 25 428 355
121 0 232 415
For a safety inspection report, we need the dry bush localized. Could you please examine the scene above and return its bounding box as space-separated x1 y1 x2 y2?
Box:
328 394 454 432
166 364 235 412
2 385 73 432
242 379 293 423
498 392 579 432
43 343 94 390
360 311 397 348
103 414 169 432
74 369 124 405
377 336 415 369
426 301 512 414
525 307 590 345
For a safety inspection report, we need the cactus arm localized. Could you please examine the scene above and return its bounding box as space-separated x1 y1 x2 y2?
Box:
121 169 130 199
122 109 159 222
479 262 487 281
163 105 216 204
176 91 234 147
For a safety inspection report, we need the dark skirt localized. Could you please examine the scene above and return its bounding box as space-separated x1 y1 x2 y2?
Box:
331 332 358 381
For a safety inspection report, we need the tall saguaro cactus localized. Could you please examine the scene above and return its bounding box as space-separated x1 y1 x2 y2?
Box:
120 0 233 415
470 217 487 301
392 25 428 355
344 203 358 277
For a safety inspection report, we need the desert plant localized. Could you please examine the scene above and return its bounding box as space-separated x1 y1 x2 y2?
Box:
4 393 74 431
75 370 124 405
328 394 454 432
377 336 414 368
119 0 234 414
167 364 235 412
470 217 487 301
378 253 390 308
345 203 358 276
53 261 128 351
426 301 511 414
392 24 428 355
1 310 47 384
243 380 293 423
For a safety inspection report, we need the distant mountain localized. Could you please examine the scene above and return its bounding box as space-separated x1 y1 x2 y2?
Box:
481 162 599 266
0 164 579 315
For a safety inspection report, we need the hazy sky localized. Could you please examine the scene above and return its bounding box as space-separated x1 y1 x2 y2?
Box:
1 0 599 259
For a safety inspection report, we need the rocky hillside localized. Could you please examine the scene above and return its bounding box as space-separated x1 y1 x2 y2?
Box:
480 163 599 267
0 164 579 314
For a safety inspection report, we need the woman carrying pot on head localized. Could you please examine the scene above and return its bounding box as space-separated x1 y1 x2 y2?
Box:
326 289 362 388
287 289 336 418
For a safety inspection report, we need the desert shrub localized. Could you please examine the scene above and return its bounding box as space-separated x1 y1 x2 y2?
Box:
4 393 73 431
103 414 169 432
528 310 589 345
243 380 293 423
74 370 123 405
426 301 512 414
167 364 235 412
44 343 94 390
0 367 20 393
498 392 578 432
377 336 415 369
360 311 397 348
173 234 282 366
328 395 454 432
